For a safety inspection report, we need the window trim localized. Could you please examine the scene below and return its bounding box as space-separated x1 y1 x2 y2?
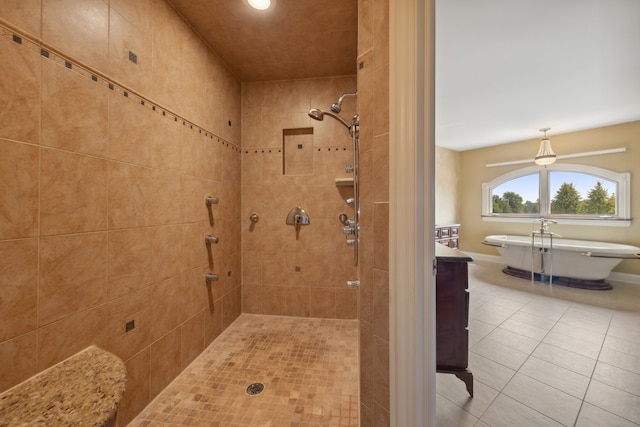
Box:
482 164 631 227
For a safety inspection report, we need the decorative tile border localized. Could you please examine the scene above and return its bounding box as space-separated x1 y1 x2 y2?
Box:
0 21 241 153
242 145 352 155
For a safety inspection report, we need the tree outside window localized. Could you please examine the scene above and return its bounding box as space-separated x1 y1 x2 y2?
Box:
483 164 629 223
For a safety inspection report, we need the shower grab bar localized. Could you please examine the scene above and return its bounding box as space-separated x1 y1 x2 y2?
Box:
581 252 640 259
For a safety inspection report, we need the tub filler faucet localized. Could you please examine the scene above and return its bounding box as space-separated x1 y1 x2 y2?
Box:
535 218 557 234
531 219 559 285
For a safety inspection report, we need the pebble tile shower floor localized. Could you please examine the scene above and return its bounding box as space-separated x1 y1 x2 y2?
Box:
130 314 359 426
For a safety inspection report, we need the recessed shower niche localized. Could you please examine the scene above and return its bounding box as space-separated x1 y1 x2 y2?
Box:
282 127 314 175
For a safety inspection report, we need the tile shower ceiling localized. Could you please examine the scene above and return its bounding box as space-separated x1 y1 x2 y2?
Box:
169 0 358 82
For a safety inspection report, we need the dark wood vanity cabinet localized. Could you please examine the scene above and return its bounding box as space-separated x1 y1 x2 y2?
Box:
435 224 460 249
435 244 473 396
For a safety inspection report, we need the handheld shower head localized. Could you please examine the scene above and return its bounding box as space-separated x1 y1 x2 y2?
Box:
308 108 324 121
330 91 358 113
308 108 351 129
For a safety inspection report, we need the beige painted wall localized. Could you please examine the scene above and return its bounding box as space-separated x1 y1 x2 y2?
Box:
435 146 460 226
0 1 241 424
458 120 640 275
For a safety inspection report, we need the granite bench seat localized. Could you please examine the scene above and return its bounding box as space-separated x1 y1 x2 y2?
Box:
0 346 126 426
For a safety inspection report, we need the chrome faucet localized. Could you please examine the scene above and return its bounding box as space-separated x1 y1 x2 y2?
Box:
534 218 558 234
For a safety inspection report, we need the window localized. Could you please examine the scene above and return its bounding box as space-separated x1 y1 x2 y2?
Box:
482 164 630 226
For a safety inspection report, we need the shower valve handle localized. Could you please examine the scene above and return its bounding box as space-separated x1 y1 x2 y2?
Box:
205 195 219 206
205 235 219 244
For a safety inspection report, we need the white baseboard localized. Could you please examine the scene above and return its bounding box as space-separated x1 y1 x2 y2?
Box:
464 251 640 285
609 272 640 285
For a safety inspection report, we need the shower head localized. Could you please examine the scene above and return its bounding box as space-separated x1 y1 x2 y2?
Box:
308 108 324 121
330 91 358 113
308 108 351 129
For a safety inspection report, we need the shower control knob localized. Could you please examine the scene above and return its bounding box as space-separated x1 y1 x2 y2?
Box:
343 226 356 235
345 165 354 173
205 195 219 206
205 235 219 244
346 239 356 246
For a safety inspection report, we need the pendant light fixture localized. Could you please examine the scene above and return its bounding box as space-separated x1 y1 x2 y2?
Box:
534 127 556 166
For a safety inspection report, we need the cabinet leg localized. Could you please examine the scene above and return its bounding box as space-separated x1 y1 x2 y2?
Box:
455 371 473 397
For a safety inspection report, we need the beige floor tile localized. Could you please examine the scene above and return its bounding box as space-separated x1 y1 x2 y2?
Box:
610 312 640 335
468 319 496 347
561 313 612 333
585 380 640 424
551 321 606 346
604 335 640 358
470 337 529 371
436 373 498 418
485 327 540 354
480 394 564 427
531 342 597 377
608 322 640 345
520 300 570 322
575 402 639 427
543 329 602 359
467 352 516 392
470 302 519 326
502 373 582 426
436 393 479 427
499 318 550 341
439 260 640 427
592 362 640 397
519 356 590 399
509 310 559 330
607 315 640 343
487 296 527 311
598 346 640 375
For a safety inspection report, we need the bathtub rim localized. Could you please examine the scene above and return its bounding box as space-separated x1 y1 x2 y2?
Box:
483 234 640 256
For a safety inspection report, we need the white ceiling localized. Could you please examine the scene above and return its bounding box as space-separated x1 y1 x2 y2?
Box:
436 0 640 151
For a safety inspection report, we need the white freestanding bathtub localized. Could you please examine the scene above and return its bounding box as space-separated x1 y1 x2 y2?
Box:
482 234 640 290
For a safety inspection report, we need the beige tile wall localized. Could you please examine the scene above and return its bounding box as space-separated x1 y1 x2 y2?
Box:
358 0 391 425
0 1 241 425
241 77 359 319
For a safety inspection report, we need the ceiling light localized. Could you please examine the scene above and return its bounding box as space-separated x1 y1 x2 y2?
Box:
248 0 271 10
534 127 556 166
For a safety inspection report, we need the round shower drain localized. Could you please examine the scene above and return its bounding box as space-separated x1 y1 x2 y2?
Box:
246 382 265 396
